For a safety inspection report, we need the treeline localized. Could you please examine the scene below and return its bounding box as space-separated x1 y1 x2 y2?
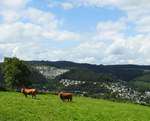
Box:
57 68 115 82
0 57 48 90
27 61 146 81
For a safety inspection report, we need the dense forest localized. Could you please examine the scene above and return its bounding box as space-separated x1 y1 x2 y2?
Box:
27 60 148 81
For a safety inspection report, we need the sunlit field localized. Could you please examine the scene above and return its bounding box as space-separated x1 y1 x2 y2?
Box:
0 92 150 121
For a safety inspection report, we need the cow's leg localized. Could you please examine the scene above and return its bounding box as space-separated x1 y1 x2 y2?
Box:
33 94 36 99
63 97 66 102
25 94 27 98
32 92 35 99
60 95 64 102
33 91 37 99
32 93 35 99
70 97 72 102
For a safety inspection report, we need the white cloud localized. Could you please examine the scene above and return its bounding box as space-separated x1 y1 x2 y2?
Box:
0 0 81 62
135 16 150 34
0 10 21 23
0 0 29 23
0 0 28 10
67 0 150 9
95 19 127 41
0 0 150 65
24 8 59 29
61 2 74 10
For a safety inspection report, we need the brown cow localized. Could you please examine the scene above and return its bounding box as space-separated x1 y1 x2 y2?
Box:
59 92 73 102
21 88 37 98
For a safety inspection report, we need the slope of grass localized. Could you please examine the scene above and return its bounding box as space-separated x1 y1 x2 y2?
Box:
0 92 150 121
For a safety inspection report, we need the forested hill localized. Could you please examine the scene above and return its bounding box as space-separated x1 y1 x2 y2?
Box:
1 60 150 88
26 61 150 81
1 60 150 104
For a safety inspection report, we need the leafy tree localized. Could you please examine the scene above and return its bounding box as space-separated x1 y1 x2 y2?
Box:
3 57 31 89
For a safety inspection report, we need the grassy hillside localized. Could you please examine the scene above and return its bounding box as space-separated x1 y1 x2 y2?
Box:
0 92 150 121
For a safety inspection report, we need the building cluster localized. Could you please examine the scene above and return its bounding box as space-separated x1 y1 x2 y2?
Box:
59 79 150 105
59 79 85 87
103 82 150 104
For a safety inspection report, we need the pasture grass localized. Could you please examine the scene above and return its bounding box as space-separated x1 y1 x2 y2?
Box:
0 92 150 121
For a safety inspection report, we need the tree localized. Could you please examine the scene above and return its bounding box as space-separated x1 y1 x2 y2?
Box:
3 57 31 89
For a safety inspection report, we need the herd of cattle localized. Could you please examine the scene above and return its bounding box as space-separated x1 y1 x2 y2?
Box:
21 88 73 102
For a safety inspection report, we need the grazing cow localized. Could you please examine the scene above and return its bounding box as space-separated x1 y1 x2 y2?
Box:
59 92 73 102
21 88 37 98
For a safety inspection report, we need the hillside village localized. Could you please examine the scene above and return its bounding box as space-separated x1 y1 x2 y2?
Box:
33 64 150 105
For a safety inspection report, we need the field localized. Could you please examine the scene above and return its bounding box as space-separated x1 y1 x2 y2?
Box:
0 92 150 121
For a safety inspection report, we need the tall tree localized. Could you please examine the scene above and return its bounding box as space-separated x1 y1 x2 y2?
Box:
3 57 31 89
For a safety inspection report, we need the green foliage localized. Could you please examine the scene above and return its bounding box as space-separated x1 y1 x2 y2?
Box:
0 92 150 121
129 81 150 92
134 72 150 82
44 79 64 91
3 57 31 88
58 68 114 82
27 61 145 81
129 72 150 92
0 64 3 81
28 67 48 89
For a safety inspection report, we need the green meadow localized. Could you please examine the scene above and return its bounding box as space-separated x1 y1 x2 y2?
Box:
0 92 150 121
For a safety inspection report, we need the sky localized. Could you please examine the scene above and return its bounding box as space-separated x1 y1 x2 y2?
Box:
0 0 150 65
